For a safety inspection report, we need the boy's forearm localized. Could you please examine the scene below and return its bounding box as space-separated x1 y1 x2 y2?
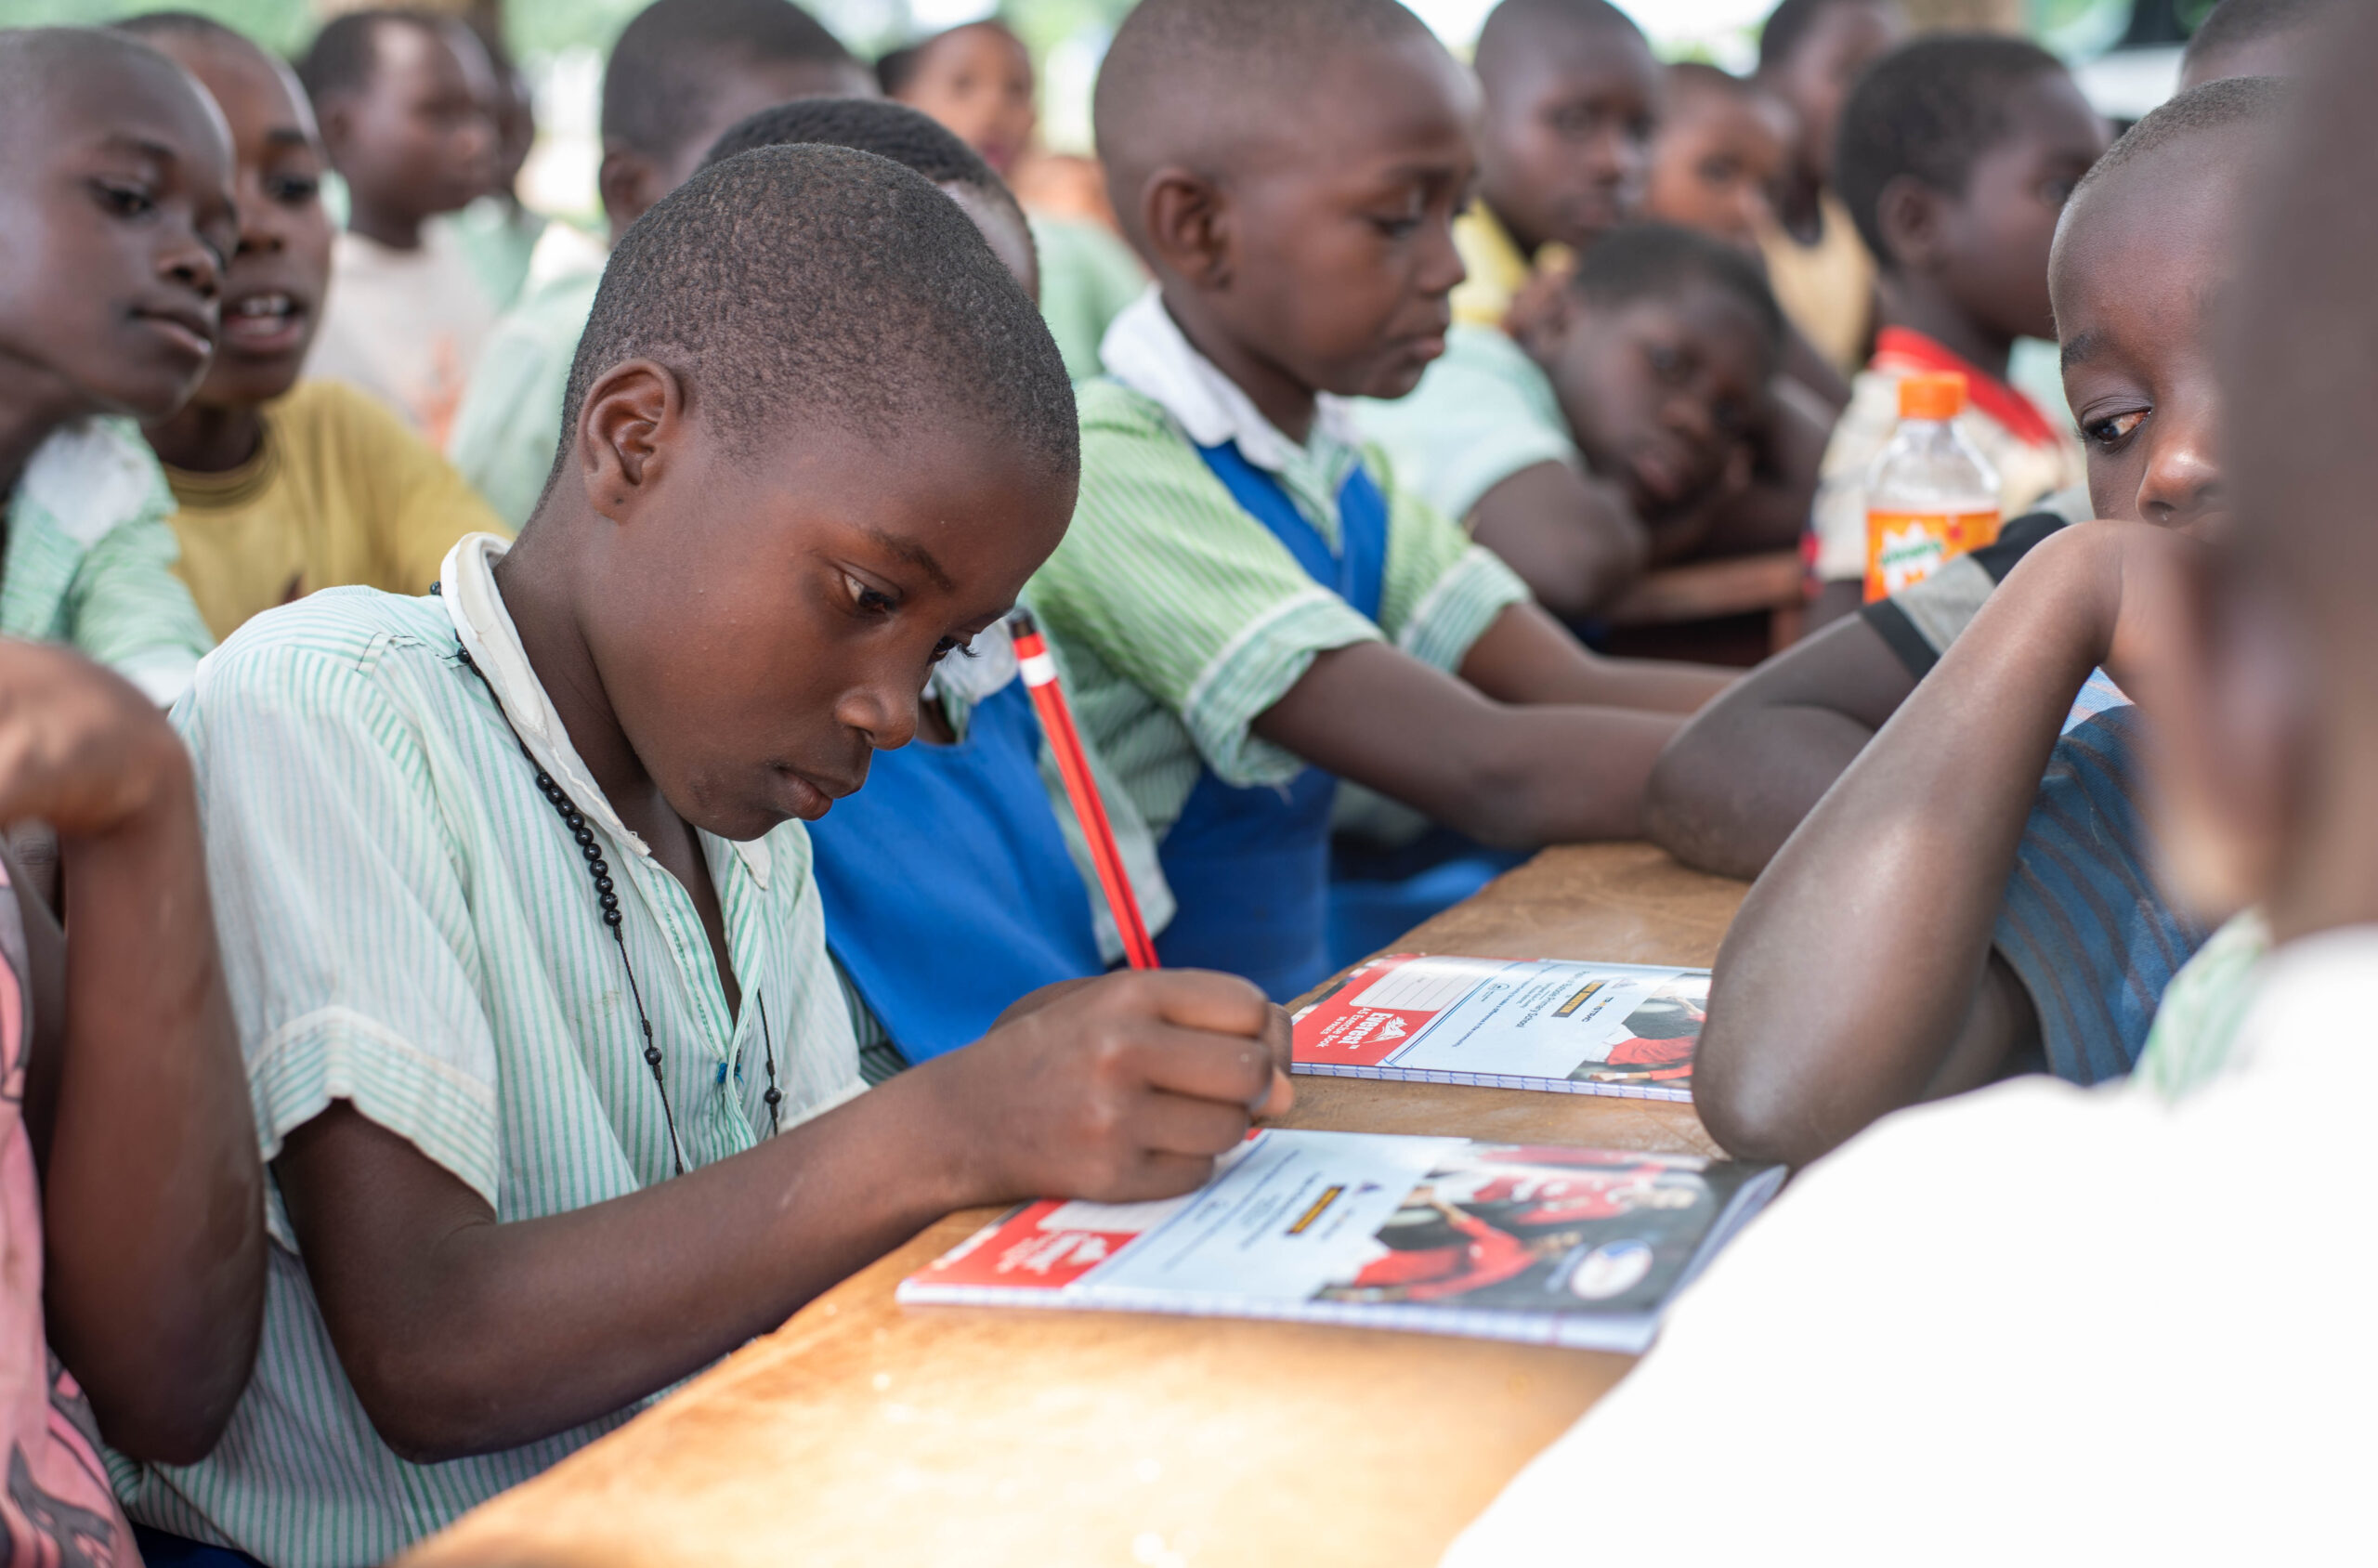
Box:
1641 616 1921 881
281 1077 991 1464
1695 540 2115 1164
1458 602 1731 714
44 755 265 1465
1254 640 1680 846
1467 463 1647 619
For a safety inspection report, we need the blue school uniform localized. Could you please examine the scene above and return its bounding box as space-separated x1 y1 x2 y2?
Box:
808 676 1106 1062
1149 444 1391 1001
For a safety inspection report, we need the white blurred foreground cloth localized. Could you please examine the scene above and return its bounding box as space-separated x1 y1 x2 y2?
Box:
1444 927 2378 1566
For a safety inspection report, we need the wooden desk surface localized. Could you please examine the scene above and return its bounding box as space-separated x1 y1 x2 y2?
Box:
406 844 1747 1568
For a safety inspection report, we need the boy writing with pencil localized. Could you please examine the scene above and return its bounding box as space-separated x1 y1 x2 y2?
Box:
1445 14 2378 1547
1035 0 1731 1001
118 146 1287 1566
694 96 1173 1076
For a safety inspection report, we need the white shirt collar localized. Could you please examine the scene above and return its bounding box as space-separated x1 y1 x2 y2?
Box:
1098 286 1365 473
438 532 772 888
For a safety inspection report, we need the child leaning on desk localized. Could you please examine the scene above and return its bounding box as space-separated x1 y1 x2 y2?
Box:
1445 10 2378 1550
112 147 1290 1568
1644 78 2292 1167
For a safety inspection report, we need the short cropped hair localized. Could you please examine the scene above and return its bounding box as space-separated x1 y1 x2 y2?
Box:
2069 73 2288 211
601 0 856 160
2183 0 2343 73
702 96 1000 194
1757 0 1882 75
111 9 243 46
297 8 440 105
1473 0 1641 84
555 144 1073 502
1093 0 1441 251
1572 222 1785 351
1833 33 2067 268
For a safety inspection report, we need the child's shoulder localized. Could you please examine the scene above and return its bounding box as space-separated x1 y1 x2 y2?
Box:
12 417 174 547
1070 379 1242 510
192 586 456 712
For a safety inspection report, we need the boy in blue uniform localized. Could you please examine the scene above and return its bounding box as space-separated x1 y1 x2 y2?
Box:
1026 0 1732 1002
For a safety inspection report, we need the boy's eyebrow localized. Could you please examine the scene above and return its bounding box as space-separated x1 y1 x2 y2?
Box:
264 126 313 149
860 527 954 592
97 132 179 164
2059 330 2101 370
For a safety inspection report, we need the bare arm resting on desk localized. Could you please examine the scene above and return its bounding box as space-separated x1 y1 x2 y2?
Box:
1251 603 1731 850
1692 524 2190 1166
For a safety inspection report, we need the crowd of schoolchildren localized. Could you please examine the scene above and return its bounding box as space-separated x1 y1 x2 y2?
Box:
0 0 2361 1557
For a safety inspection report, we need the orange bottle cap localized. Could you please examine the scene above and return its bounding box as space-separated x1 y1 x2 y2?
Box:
1898 372 1967 421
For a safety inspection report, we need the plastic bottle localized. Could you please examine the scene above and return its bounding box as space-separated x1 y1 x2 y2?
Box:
1862 372 2001 603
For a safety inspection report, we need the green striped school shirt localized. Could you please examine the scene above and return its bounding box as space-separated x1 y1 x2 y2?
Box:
1028 294 1530 838
116 534 862 1566
4 417 214 703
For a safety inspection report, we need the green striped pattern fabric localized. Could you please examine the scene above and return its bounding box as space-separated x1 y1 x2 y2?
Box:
1026 379 1529 836
2132 908 2271 1103
115 578 861 1565
4 418 215 702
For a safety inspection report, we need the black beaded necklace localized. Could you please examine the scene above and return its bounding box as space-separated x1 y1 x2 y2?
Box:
451 632 782 1178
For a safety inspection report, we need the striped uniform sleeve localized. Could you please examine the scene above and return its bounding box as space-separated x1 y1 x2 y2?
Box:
1028 384 1384 790
1990 703 2212 1086
1370 444 1533 674
62 498 216 708
177 631 503 1230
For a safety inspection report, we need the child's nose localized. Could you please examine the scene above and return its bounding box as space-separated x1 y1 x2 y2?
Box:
163 229 222 299
838 671 920 751
2138 432 2224 531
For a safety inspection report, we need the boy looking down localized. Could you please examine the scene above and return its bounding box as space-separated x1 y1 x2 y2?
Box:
446 0 872 528
0 28 223 706
1802 35 2105 628
1031 0 1728 1001
119 13 505 643
120 147 1288 1566
695 97 1172 1076
1672 80 2280 1166
1444 16 2378 1548
296 9 499 444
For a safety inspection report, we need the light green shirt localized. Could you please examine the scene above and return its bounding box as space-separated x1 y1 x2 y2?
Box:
445 264 600 530
1353 324 1582 527
1027 213 1147 383
1029 296 1529 837
118 534 862 1566
4 417 214 703
2131 908 2272 1103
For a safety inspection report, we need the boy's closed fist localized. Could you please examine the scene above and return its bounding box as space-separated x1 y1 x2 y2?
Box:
924 969 1295 1205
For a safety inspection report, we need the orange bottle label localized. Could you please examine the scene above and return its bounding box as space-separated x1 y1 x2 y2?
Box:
1863 508 2002 602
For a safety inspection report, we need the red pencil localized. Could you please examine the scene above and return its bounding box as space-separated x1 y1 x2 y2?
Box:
1010 610 1161 970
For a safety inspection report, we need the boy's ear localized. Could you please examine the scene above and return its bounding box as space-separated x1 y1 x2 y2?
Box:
1873 174 1950 275
573 359 686 523
1139 165 1235 290
597 143 666 241
315 95 359 172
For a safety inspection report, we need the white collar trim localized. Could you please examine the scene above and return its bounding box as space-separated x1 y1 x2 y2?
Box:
437 533 772 889
1098 287 1365 472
